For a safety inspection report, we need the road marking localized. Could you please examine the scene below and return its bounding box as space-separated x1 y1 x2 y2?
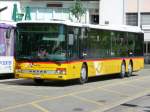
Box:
32 103 50 112
71 95 103 106
0 103 29 112
124 82 150 90
0 87 49 98
0 73 150 111
101 88 129 97
89 89 150 112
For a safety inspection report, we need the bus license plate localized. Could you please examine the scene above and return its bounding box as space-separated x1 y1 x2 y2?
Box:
34 75 41 79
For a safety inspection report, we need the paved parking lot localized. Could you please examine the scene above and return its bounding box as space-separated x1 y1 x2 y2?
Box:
106 94 150 112
0 68 150 112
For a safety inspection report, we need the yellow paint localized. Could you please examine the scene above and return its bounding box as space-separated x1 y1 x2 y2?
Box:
15 58 144 81
32 103 50 112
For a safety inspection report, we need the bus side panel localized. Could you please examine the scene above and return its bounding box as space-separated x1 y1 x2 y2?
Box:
87 59 123 76
0 27 15 74
132 58 144 71
100 59 122 75
66 62 83 80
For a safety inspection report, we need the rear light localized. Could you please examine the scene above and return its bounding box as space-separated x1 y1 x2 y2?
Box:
56 68 66 75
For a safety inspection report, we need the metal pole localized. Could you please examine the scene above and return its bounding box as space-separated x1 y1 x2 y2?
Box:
137 0 141 27
99 0 101 25
123 0 125 25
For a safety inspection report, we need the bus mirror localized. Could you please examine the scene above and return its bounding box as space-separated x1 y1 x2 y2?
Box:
68 34 74 45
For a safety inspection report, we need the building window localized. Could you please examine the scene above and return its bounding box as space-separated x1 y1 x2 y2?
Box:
126 13 138 26
144 42 150 64
91 15 99 24
141 13 150 25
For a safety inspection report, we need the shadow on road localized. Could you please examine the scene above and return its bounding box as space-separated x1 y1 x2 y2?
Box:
0 73 139 87
0 74 14 80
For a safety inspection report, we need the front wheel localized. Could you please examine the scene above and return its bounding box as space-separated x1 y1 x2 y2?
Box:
78 64 88 84
120 62 126 78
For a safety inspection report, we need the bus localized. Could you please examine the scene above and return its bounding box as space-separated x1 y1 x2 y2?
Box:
15 21 144 84
0 22 16 74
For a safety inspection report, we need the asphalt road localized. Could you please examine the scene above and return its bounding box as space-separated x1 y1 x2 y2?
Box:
105 94 150 112
0 68 150 112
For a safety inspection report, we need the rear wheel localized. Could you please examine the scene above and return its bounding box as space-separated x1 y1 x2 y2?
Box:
120 62 126 78
127 62 133 77
34 79 44 84
78 64 88 84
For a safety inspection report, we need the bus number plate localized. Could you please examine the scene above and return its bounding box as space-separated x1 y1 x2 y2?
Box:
34 75 41 79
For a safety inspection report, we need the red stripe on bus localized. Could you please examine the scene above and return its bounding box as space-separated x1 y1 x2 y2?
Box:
17 57 144 64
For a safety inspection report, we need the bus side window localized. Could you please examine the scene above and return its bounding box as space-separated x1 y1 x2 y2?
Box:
68 34 74 45
67 27 80 59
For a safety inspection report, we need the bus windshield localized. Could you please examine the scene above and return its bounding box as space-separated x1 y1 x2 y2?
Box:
16 23 67 62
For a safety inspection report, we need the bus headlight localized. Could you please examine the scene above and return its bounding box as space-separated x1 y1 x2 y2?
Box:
16 69 22 73
56 68 66 75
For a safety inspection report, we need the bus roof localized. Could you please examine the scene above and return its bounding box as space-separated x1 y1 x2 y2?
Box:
17 20 83 27
0 21 16 28
87 24 143 33
17 20 143 33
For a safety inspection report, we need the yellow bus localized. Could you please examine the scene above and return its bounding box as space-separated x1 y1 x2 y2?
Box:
15 21 144 84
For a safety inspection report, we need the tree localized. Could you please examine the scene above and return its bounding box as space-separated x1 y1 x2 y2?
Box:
70 0 85 22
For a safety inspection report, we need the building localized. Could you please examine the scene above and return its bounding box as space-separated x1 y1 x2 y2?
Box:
2 0 149 62
99 0 124 25
0 0 99 24
125 0 150 63
0 1 21 21
0 0 125 25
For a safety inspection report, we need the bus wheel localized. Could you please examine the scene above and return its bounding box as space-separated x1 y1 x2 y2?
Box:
34 79 44 84
79 64 88 84
127 62 133 77
120 62 126 78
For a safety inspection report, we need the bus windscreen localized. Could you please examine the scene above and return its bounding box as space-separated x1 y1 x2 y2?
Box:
16 24 67 62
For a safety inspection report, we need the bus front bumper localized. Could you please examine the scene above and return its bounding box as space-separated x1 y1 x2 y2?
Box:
15 72 68 81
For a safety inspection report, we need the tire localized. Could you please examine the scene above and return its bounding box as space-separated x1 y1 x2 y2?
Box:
120 62 126 78
78 64 88 84
34 79 44 84
127 62 133 77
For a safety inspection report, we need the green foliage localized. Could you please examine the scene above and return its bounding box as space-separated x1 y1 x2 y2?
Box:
70 0 85 22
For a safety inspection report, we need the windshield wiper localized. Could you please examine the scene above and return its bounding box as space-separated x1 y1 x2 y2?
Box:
30 57 61 64
16 56 32 61
16 56 62 64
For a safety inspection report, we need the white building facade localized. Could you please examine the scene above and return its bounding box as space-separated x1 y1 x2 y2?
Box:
0 0 21 21
125 0 150 63
0 0 124 25
99 0 124 25
0 0 99 24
